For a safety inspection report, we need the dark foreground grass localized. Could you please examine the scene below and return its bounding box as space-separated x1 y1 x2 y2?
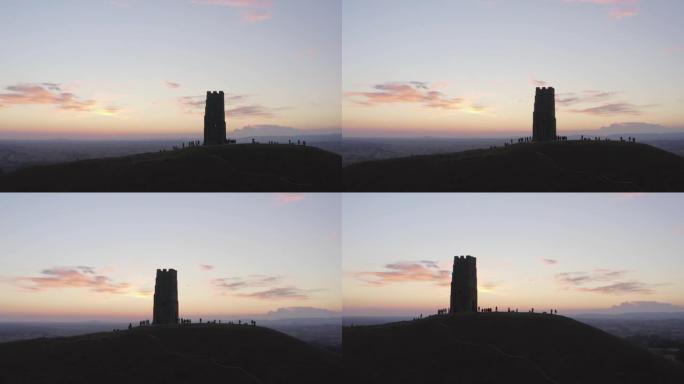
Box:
344 141 684 192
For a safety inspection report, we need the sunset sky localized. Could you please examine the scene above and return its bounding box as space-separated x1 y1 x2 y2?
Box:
343 0 684 137
0 194 341 321
0 0 340 139
343 194 684 316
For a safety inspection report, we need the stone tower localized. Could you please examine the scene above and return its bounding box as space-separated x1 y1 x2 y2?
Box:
532 87 557 141
449 255 477 313
153 268 178 325
203 91 227 145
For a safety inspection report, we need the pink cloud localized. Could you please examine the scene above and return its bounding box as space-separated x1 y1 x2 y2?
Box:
14 267 131 294
276 193 306 205
666 45 684 55
568 0 636 4
617 193 646 200
177 93 282 118
0 83 120 115
212 275 317 300
243 9 272 23
355 261 451 286
346 82 472 111
564 0 639 19
555 269 658 295
609 7 638 19
236 287 309 300
199 264 214 271
165 81 181 89
192 0 273 23
570 103 643 116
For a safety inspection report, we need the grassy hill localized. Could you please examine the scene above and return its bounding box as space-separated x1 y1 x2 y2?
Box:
0 324 342 384
0 144 341 192
344 312 684 384
343 141 684 191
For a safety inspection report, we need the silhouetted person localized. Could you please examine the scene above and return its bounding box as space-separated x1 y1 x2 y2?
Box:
128 323 132 330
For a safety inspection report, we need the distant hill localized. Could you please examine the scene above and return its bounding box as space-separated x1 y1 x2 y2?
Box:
344 313 684 384
0 144 341 192
0 324 342 384
343 141 684 191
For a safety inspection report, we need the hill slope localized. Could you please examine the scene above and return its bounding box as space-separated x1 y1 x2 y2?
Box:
0 324 342 384
344 313 684 384
343 141 684 191
0 144 341 192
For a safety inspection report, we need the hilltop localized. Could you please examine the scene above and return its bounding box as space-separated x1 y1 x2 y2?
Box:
344 312 684 384
343 141 684 191
0 323 342 384
0 144 341 192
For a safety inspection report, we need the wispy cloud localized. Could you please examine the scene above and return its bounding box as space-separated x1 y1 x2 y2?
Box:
177 94 281 118
275 193 306 205
555 90 617 106
532 79 548 87
555 90 654 116
14 267 131 294
556 269 656 295
666 45 684 55
191 0 273 23
617 193 645 201
212 274 317 300
542 258 558 266
237 287 310 300
199 264 214 272
355 261 451 286
609 7 638 19
479 281 500 293
213 275 283 291
346 82 466 111
564 0 639 19
570 103 643 116
228 105 277 118
0 83 120 116
165 81 181 89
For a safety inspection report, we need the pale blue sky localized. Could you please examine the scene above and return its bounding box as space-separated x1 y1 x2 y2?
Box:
343 194 684 315
0 0 341 138
0 193 341 321
343 0 684 136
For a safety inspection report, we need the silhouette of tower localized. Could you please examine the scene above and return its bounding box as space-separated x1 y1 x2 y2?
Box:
449 256 477 313
533 87 557 141
203 91 227 145
153 268 178 325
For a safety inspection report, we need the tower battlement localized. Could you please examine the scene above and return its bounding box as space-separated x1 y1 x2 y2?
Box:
203 90 227 145
450 255 477 313
533 86 557 141
153 268 179 325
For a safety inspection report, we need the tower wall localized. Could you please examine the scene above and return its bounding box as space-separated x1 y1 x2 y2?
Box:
532 87 557 141
153 268 178 325
449 256 477 313
203 91 227 145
